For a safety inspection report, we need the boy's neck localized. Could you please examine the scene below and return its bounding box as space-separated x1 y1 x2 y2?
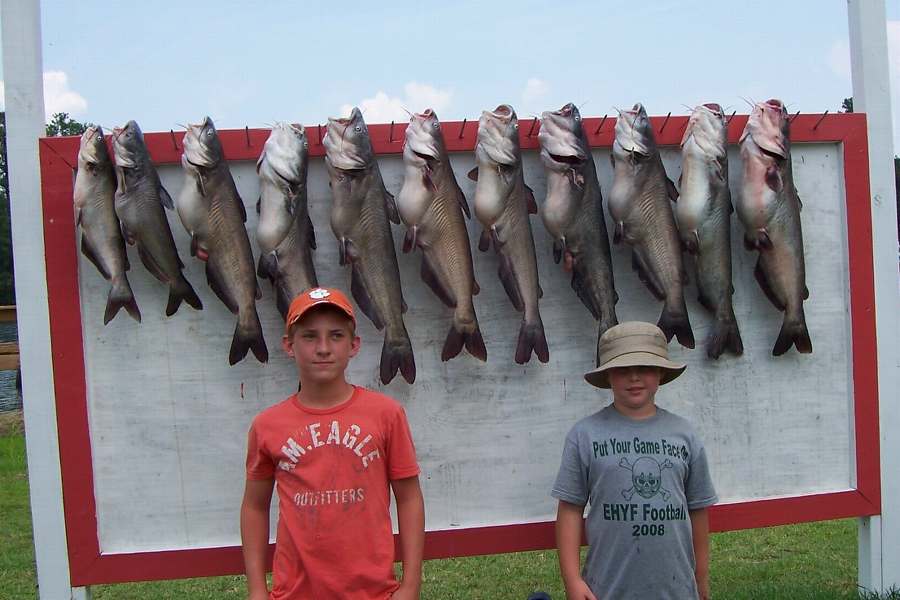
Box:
296 379 355 410
611 398 658 420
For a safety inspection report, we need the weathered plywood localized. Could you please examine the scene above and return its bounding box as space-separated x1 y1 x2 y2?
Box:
78 143 852 553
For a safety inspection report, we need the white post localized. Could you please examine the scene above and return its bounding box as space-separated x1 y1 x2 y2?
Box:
848 0 900 593
1 0 89 598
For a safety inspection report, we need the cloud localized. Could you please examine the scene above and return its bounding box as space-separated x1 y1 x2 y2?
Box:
339 82 452 123
827 40 851 81
0 71 88 119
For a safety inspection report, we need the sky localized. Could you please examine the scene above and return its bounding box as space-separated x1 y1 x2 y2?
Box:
1 1 899 152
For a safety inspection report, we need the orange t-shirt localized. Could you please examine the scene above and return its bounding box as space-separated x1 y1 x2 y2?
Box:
246 386 420 600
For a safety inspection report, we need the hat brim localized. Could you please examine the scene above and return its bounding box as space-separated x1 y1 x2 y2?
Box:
584 351 686 389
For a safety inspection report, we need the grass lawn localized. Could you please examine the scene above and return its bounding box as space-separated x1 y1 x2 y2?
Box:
2 412 897 599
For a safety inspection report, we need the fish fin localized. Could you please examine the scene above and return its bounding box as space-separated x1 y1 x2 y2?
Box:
275 284 291 320
384 188 401 224
613 222 624 245
422 167 437 192
683 231 700 255
570 260 602 320
115 166 128 194
257 252 277 281
402 227 416 254
455 185 471 219
796 192 803 210
80 236 111 280
467 167 478 181
136 244 169 284
744 229 773 251
337 238 351 266
306 213 317 249
803 285 809 300
666 177 679 203
350 262 385 330
609 154 616 168
255 282 263 300
697 289 715 313
773 313 812 356
494 235 525 312
256 196 261 215
167 274 203 316
707 317 743 359
657 303 695 349
284 189 299 216
631 251 666 301
442 320 487 362
538 284 543 298
753 258 786 311
473 280 481 295
205 260 239 314
515 316 549 364
552 239 564 264
230 309 269 365
713 157 727 182
420 254 456 308
380 333 416 384
189 233 200 259
765 166 783 193
159 185 174 210
104 276 141 325
75 206 82 226
524 185 538 214
196 174 207 197
120 222 136 246
478 229 491 252
237 194 248 223
255 151 265 174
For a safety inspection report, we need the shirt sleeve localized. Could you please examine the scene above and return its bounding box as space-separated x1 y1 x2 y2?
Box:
685 442 718 510
386 405 420 480
245 420 275 480
551 428 588 506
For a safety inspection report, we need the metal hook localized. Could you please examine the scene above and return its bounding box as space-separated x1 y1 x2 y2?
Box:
594 114 608 135
813 110 829 130
659 111 672 133
389 121 395 143
788 110 801 124
527 117 538 138
458 118 467 140
726 110 737 126
169 130 179 151
245 126 251 148
318 124 324 146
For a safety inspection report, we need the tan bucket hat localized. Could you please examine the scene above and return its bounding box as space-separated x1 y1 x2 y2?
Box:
584 321 686 389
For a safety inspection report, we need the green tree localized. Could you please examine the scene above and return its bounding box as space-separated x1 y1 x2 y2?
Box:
841 97 853 113
0 111 94 304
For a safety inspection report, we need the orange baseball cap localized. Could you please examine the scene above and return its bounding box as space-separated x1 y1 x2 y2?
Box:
285 287 356 334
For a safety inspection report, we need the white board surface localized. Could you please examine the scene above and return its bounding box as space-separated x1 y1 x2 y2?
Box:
77 142 852 553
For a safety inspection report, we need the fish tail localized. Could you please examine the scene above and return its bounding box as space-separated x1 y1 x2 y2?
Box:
166 276 203 316
104 275 141 325
229 309 269 365
595 314 620 366
707 317 744 359
442 317 487 362
773 312 812 356
380 332 416 384
515 316 549 364
657 303 695 349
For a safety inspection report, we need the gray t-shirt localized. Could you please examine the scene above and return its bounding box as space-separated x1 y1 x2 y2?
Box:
552 405 717 600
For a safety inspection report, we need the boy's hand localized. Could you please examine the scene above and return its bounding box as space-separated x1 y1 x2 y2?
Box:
391 579 420 600
696 574 710 600
565 577 598 600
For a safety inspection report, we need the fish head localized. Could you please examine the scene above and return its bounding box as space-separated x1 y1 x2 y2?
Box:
613 103 657 159
78 125 110 166
183 116 224 169
111 120 145 168
538 102 588 172
324 107 374 171
259 122 309 184
404 108 445 163
681 103 727 156
476 104 520 166
741 99 789 158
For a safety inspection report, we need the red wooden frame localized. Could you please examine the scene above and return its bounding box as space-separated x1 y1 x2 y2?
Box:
38 113 879 585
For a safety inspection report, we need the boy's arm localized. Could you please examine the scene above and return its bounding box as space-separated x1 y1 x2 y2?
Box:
690 508 710 600
241 478 275 600
390 475 424 600
556 500 597 600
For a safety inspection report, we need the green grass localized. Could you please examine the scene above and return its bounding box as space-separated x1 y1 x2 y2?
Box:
2 421 898 599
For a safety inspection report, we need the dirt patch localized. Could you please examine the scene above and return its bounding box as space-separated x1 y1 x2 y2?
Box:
0 410 24 436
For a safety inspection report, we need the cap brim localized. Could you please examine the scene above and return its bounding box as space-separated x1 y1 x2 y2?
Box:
584 351 686 389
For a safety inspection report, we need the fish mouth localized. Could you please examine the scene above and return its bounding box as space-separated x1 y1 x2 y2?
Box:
548 153 583 165
413 150 437 162
702 103 723 115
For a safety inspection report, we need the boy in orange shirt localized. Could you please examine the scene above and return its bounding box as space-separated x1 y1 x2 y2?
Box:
241 287 425 599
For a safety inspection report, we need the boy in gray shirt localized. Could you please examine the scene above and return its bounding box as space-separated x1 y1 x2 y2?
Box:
552 322 717 600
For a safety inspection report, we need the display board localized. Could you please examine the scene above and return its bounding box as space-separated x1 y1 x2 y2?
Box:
38 113 879 585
